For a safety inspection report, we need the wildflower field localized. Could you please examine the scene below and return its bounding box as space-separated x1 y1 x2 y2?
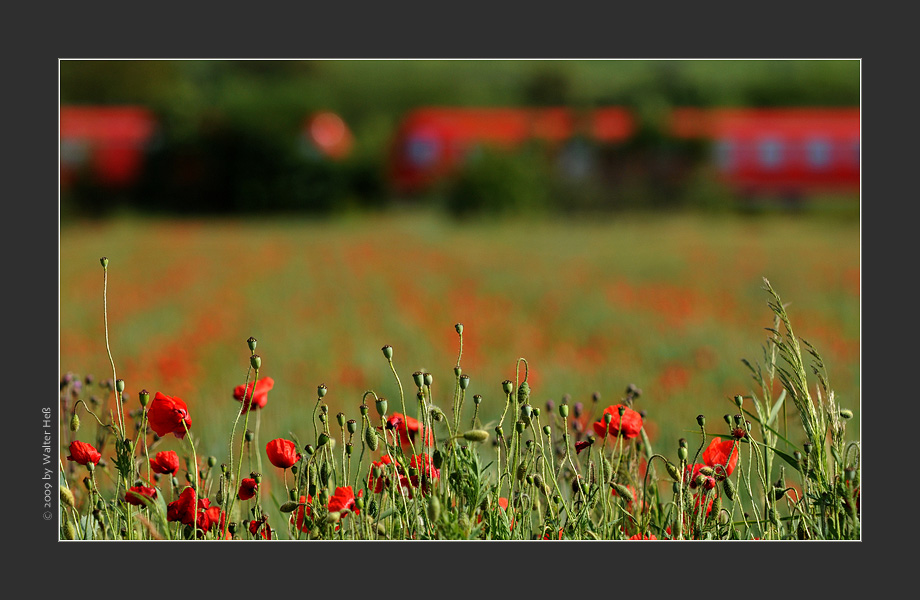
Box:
58 209 860 540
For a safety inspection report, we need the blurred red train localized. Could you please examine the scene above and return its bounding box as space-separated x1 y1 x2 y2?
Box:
59 105 859 199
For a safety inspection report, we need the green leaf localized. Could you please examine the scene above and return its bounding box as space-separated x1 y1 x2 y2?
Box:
767 389 787 427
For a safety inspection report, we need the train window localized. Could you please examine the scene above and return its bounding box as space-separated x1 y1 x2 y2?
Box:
405 135 441 168
757 138 784 169
806 138 832 169
714 139 735 172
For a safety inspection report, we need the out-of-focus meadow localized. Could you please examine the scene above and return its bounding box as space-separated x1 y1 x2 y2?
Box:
59 60 859 490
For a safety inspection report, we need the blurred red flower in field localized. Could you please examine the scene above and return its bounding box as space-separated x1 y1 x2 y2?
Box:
149 450 180 475
386 413 434 448
575 440 593 454
702 438 739 476
66 440 101 466
368 455 412 495
125 485 157 506
409 453 440 492
265 438 301 469
148 392 192 439
628 533 657 540
592 404 643 439
238 478 259 500
233 377 275 412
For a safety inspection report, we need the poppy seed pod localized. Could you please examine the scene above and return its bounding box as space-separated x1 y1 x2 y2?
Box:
413 372 425 388
381 345 393 360
515 420 526 434
336 412 346 427
459 374 470 390
424 372 433 386
317 384 327 398
317 433 330 447
734 395 744 409
559 404 569 419
359 403 368 416
723 414 732 426
245 430 254 442
697 415 706 428
250 354 261 369
375 397 388 416
319 413 327 424
115 379 125 394
454 366 462 377
247 337 257 352
543 425 552 437
502 380 514 395
678 446 688 462
138 389 150 408
347 419 357 434
473 394 482 406
100 256 108 268
455 323 463 335
520 404 533 424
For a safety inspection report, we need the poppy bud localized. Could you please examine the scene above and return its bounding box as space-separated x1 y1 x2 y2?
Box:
696 415 706 428
279 501 300 513
289 488 298 501
502 380 514 395
347 419 357 434
100 256 108 268
63 520 76 540
517 381 530 406
70 413 80 432
610 482 634 503
320 462 330 486
733 395 744 409
723 414 732 426
723 476 736 500
317 433 330 447
365 427 379 451
424 372 433 386
665 461 682 482
381 345 393 360
375 397 388 416
604 412 613 426
60 487 75 509
459 374 470 390
699 466 714 477
250 354 261 370
207 456 217 468
462 430 490 443
336 412 346 427
517 463 527 481
427 496 441 522
839 408 853 420
542 425 552 437
559 404 569 419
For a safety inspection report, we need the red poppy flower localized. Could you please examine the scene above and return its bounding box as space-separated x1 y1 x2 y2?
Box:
66 440 101 466
575 440 593 454
125 485 157 506
628 533 658 540
291 495 314 533
386 413 434 448
702 437 739 476
592 404 643 439
147 392 192 439
328 486 362 515
233 377 275 412
265 438 301 469
238 478 259 500
167 486 199 525
149 450 180 475
249 515 272 539
367 455 412 495
408 453 440 494
542 527 564 540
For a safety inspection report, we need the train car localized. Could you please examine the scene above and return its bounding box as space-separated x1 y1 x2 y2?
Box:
60 106 158 190
388 106 635 193
669 107 860 196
